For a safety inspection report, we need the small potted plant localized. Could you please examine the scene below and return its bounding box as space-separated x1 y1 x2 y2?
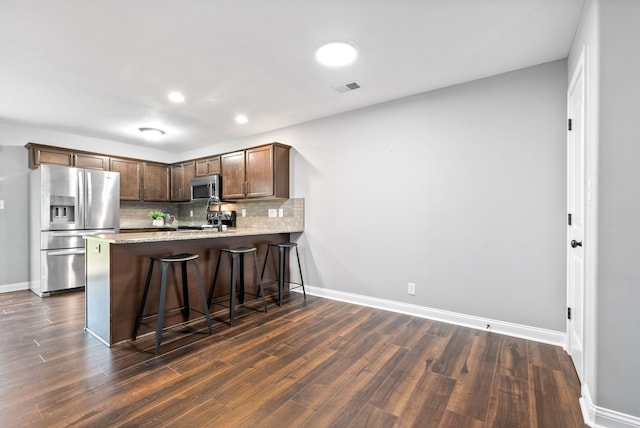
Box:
149 210 165 226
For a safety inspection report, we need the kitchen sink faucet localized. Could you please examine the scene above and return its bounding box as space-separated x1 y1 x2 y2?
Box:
206 195 223 232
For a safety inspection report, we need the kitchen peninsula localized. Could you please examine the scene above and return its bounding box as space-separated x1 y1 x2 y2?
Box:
84 204 304 346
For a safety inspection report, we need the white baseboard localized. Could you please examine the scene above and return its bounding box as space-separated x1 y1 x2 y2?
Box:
302 285 565 347
581 386 640 428
0 281 28 293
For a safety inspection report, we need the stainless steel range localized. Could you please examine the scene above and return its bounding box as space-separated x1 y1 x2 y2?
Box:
29 165 120 296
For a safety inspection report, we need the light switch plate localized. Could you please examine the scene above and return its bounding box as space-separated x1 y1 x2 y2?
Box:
0 200 4 209
278 208 284 217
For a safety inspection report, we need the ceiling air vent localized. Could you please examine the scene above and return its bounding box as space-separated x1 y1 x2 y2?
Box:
333 81 361 93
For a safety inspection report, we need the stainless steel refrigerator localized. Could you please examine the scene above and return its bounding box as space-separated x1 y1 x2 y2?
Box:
29 165 120 296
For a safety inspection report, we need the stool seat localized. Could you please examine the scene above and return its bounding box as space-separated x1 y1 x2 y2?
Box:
221 247 257 254
274 242 297 249
134 252 212 354
153 253 200 262
261 242 305 306
209 246 267 325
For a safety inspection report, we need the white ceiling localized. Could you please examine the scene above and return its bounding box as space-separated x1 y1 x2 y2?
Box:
0 0 584 153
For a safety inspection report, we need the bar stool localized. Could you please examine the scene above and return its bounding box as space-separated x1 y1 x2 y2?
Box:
260 242 305 306
133 253 212 354
209 247 267 325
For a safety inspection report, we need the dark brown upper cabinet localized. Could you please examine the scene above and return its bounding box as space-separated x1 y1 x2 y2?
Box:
195 156 221 177
170 161 196 201
142 162 170 201
109 157 141 201
26 143 109 170
221 143 289 200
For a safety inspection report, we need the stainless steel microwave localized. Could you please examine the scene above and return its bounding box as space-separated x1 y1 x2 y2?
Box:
190 175 221 201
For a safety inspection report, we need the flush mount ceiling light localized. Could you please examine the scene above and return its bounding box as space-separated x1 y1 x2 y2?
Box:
138 127 165 141
235 114 249 124
168 91 185 103
315 41 357 67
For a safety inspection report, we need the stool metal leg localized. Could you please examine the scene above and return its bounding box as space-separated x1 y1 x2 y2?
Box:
253 251 268 312
294 246 306 299
181 261 190 320
259 245 271 298
238 253 245 305
278 245 286 306
194 259 213 334
229 252 237 325
155 261 169 355
208 252 223 306
134 258 155 340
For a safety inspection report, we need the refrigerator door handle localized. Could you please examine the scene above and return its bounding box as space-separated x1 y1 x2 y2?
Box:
78 170 86 229
86 170 92 224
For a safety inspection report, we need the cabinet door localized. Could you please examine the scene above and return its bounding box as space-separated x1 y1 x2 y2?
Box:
195 156 221 176
221 151 246 199
170 161 195 201
183 161 196 197
143 163 170 201
74 153 109 170
110 158 141 200
246 145 274 198
170 165 183 201
195 159 209 177
33 147 73 167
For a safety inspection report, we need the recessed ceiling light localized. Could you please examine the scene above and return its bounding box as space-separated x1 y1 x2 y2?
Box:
235 114 249 124
315 41 357 67
168 91 185 103
138 127 165 141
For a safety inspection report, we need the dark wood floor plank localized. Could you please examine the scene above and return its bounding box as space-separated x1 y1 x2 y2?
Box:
298 344 408 427
368 331 448 415
529 364 578 428
430 325 475 378
486 373 531 428
528 340 561 371
498 335 529 380
395 371 457 427
445 330 501 421
347 403 398 428
0 290 587 427
439 410 485 428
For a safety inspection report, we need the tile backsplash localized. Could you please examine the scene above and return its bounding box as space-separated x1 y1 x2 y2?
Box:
120 198 304 231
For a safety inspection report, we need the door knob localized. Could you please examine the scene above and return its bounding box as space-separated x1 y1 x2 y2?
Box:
570 240 583 248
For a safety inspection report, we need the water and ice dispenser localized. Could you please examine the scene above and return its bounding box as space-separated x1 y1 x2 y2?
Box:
49 196 76 225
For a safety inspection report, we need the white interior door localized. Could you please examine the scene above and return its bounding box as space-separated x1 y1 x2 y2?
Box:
567 54 586 382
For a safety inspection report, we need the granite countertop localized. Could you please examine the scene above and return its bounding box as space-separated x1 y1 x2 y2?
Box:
84 227 302 244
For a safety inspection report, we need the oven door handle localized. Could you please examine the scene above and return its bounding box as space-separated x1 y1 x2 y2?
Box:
46 249 85 256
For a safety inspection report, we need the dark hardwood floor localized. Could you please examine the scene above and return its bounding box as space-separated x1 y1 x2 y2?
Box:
0 290 587 427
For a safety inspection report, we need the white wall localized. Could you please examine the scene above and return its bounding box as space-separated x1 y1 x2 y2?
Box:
203 60 568 332
595 0 640 419
0 146 29 291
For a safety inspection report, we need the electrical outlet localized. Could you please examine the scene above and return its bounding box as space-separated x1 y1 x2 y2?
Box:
0 200 4 210
268 208 277 218
408 282 416 295
242 208 246 217
278 208 284 217
189 210 193 217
